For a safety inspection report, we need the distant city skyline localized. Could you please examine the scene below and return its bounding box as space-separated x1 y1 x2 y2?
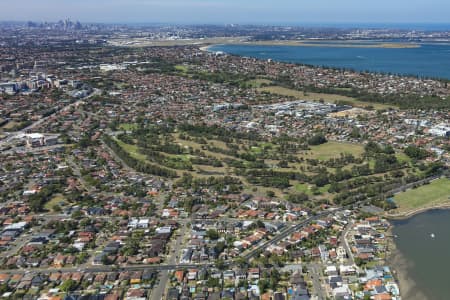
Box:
1 0 450 25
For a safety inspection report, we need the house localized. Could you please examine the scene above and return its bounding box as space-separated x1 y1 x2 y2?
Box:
174 270 185 283
155 226 172 234
106 272 118 282
207 292 221 300
325 265 338 276
92 254 105 265
94 273 106 284
167 288 179 300
332 285 352 298
128 218 149 229
125 288 146 300
0 273 10 284
223 270 235 282
248 268 260 280
31 275 46 287
71 272 83 283
53 254 66 267
130 272 142 284
187 269 198 281
103 242 121 255
318 245 329 262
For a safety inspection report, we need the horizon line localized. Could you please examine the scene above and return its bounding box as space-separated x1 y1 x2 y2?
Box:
1 20 450 27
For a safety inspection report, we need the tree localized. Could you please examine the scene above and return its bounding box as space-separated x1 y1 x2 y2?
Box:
374 154 399 173
350 127 361 139
215 259 226 270
287 192 309 203
206 277 220 288
101 254 112 265
0 283 9 294
308 134 327 146
364 141 382 156
258 279 270 293
52 204 62 212
60 279 77 292
277 160 289 168
71 211 83 219
313 173 330 187
214 241 226 254
206 229 219 240
404 145 429 160
266 190 275 198
235 257 248 268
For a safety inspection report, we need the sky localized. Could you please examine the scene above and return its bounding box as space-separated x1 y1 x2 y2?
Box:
1 0 450 24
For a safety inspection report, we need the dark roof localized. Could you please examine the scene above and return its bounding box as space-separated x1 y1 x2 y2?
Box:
167 288 179 300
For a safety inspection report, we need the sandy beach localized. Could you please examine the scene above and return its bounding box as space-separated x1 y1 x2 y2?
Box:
199 45 211 52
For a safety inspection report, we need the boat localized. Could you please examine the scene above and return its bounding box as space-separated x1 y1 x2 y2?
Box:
430 233 435 238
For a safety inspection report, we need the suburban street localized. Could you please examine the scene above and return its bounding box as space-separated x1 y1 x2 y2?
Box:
341 220 355 265
151 221 188 300
308 263 326 300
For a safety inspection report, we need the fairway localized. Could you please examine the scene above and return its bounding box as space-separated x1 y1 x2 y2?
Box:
294 183 330 196
246 78 273 88
393 178 450 212
174 65 189 73
114 138 147 161
309 141 364 160
119 123 138 131
257 85 395 110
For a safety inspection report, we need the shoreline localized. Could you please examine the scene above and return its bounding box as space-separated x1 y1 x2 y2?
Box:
385 227 430 300
386 206 450 300
199 45 211 52
385 202 450 220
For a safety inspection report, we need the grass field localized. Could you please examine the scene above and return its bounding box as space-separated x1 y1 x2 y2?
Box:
175 65 189 73
294 183 316 196
309 141 365 160
396 152 412 164
44 194 67 212
393 178 450 212
119 123 138 131
0 120 20 130
257 85 395 110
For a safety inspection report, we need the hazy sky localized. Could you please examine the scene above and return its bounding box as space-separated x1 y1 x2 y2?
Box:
2 0 449 24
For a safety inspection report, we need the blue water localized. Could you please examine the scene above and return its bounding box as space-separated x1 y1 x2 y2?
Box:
392 210 450 300
277 23 450 31
209 43 450 79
